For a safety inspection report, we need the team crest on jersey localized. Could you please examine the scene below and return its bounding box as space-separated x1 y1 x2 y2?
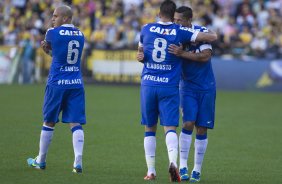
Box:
149 26 176 35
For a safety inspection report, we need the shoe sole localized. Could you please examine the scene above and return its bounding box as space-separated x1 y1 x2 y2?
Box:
27 158 46 170
180 177 189 181
31 165 46 170
169 164 181 182
190 171 200 182
72 168 82 174
190 178 200 183
144 173 156 180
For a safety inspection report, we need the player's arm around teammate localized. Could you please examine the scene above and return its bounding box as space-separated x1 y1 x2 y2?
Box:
168 6 216 182
170 42 214 182
195 29 217 43
168 43 212 62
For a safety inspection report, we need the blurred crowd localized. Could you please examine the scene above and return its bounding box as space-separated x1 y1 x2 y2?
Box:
1 0 282 59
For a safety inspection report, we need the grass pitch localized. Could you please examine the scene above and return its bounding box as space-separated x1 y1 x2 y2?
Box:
0 84 281 184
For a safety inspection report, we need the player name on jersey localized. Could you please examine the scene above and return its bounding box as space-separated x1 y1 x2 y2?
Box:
59 30 83 36
60 66 79 72
146 63 172 70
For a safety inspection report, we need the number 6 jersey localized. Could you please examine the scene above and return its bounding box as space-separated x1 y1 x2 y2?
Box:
139 21 199 87
45 24 85 89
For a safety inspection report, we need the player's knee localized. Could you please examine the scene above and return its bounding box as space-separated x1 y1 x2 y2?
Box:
44 122 55 127
196 126 207 135
69 123 81 129
182 121 194 130
164 126 176 134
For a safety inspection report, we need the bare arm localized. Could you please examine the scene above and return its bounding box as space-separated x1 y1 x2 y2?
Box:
180 49 211 62
195 29 217 43
168 44 212 62
136 46 144 63
40 40 52 56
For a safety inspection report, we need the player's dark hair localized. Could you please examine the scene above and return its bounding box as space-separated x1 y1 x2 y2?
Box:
176 6 193 19
159 0 176 21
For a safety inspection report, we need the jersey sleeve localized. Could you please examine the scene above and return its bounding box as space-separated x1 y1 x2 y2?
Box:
179 26 200 43
199 26 212 51
200 26 208 33
199 43 212 51
139 25 147 48
138 34 143 48
45 28 54 44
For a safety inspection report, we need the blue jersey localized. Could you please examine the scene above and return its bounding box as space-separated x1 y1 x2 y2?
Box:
180 24 216 91
139 21 199 87
45 24 84 89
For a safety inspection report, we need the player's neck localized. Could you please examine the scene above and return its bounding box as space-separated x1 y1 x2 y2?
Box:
158 14 173 23
183 23 192 28
160 17 173 23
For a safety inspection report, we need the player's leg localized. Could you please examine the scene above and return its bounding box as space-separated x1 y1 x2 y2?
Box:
164 126 178 169
37 122 56 163
190 90 215 182
27 86 62 169
159 87 180 182
62 88 86 173
141 86 158 180
164 126 181 182
179 121 194 181
70 123 84 173
191 126 207 183
27 122 56 169
144 125 157 180
179 90 198 180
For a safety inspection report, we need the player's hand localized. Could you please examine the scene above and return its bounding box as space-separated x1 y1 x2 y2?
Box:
136 51 144 63
40 40 51 54
168 43 184 56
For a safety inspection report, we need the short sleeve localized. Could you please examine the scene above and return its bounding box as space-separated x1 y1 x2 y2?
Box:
179 26 200 43
45 28 54 44
139 25 146 47
199 43 212 52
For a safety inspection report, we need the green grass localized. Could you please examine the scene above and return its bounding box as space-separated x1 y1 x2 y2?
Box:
0 84 281 184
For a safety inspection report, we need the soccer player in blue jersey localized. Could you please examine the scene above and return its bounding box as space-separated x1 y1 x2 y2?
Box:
168 6 216 182
27 5 86 173
137 0 217 182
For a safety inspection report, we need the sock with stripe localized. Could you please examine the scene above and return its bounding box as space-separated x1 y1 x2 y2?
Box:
179 128 193 169
72 125 84 168
36 125 54 163
165 130 178 167
144 131 156 176
193 134 208 173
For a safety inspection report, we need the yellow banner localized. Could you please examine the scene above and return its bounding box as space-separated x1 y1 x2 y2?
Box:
87 50 142 83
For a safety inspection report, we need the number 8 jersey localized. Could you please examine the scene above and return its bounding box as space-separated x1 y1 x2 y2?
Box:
45 24 85 89
139 21 199 87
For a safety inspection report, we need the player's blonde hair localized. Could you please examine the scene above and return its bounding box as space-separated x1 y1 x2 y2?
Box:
56 5 73 23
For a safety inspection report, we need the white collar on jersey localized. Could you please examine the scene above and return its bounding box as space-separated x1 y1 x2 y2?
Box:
61 24 75 27
157 21 173 25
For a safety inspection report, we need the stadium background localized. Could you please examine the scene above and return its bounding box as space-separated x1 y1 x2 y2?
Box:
0 0 282 90
0 1 282 184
